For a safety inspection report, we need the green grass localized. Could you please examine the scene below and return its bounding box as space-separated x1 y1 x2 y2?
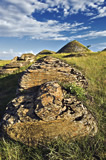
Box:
0 135 105 160
0 60 11 67
60 82 86 101
0 51 106 159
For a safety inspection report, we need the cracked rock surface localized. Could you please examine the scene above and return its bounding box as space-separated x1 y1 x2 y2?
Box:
1 56 97 146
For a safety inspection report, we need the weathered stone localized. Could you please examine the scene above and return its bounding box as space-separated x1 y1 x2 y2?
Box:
0 53 36 75
35 82 63 121
20 53 35 62
11 56 20 62
1 56 98 146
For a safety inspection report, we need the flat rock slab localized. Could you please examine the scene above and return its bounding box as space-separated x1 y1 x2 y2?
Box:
1 56 97 146
6 119 94 146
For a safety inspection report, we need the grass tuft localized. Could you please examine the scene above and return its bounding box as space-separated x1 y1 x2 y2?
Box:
60 82 86 101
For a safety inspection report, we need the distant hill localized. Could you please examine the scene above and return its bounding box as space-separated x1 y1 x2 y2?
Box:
38 50 56 55
102 48 106 51
57 40 91 53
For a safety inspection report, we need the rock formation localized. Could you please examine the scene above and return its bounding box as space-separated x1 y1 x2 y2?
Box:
1 56 97 146
57 40 91 53
0 53 35 75
20 53 36 62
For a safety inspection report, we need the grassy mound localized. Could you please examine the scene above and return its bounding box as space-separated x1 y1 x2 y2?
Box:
57 40 91 53
38 50 56 55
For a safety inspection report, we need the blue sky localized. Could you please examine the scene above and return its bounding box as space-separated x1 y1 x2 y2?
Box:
0 0 106 59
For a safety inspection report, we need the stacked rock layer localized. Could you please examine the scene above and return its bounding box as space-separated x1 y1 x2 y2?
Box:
1 56 97 146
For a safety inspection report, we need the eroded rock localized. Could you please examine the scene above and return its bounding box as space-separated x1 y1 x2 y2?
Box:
1 56 98 146
35 82 63 121
0 53 36 75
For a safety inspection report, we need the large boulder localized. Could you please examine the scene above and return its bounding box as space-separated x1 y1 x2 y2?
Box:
35 81 63 121
1 56 97 146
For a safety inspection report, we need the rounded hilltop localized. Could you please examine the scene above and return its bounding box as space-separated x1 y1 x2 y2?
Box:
57 40 92 53
38 49 56 55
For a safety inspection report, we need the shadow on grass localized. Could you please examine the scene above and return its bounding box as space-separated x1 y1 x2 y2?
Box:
0 72 23 121
63 53 85 58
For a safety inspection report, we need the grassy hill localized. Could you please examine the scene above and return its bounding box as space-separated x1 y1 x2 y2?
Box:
0 51 105 160
57 40 91 53
38 49 56 55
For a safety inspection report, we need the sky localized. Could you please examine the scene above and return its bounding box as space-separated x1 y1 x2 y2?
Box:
0 0 106 59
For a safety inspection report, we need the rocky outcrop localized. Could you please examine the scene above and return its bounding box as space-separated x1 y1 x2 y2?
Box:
20 53 35 62
1 56 97 146
0 53 35 75
0 61 29 74
12 53 36 62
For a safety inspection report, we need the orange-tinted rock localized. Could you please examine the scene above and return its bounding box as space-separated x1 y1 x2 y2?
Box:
35 82 63 121
20 53 35 62
0 53 36 75
1 56 97 146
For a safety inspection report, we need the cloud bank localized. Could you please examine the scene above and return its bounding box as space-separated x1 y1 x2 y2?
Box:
0 0 105 40
0 49 35 60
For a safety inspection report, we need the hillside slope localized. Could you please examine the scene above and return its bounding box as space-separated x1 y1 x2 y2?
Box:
57 40 91 53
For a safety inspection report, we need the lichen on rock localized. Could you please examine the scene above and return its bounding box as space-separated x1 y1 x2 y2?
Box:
1 56 98 146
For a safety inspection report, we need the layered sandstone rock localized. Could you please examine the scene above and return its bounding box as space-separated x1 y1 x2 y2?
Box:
1 56 97 146
0 53 35 75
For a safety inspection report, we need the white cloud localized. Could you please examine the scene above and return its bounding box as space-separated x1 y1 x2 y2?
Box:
71 22 84 27
0 0 91 40
91 6 106 19
71 26 91 33
85 13 95 16
46 0 105 19
0 0 71 39
0 0 105 40
0 49 35 60
52 0 105 17
91 42 106 50
1 0 105 18
69 30 106 40
0 49 19 60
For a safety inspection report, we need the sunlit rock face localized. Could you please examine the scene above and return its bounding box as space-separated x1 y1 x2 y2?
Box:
0 53 35 75
1 56 97 146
